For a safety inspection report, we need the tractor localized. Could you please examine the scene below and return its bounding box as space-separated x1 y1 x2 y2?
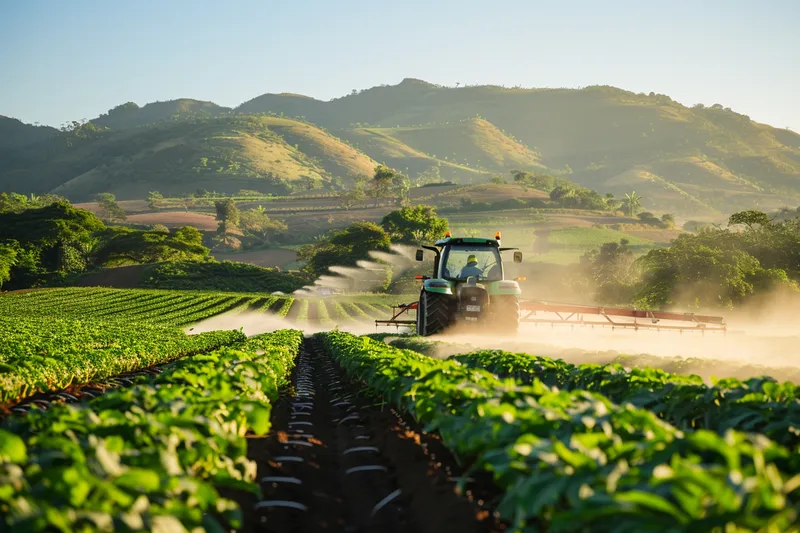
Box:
412 231 523 336
375 231 729 336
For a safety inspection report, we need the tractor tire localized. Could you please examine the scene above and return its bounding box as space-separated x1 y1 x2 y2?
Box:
417 290 451 336
491 295 520 333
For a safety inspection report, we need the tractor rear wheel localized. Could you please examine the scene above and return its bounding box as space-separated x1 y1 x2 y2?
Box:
491 295 520 333
417 290 450 336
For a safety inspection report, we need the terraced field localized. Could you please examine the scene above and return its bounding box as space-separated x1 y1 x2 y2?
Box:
2 288 799 532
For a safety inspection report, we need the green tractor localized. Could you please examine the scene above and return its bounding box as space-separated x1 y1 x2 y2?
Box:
413 231 523 336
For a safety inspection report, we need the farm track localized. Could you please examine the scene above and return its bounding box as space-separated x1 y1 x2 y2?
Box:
239 338 504 533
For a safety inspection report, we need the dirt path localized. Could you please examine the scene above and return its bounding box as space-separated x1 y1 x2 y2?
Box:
241 338 504 532
74 264 153 288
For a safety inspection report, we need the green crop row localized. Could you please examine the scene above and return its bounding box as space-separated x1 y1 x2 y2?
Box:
0 329 303 532
319 331 800 532
0 288 286 327
0 316 245 405
451 349 800 447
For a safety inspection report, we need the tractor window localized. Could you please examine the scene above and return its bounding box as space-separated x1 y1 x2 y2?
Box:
441 246 502 281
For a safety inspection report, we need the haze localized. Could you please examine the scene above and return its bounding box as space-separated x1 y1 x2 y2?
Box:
0 0 797 131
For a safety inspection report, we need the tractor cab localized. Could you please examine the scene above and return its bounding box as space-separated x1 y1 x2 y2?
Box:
408 232 524 336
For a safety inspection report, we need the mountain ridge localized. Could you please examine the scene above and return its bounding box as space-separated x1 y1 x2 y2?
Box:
1 79 798 214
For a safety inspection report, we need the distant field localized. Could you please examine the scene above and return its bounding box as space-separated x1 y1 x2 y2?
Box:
547 227 654 247
211 248 298 268
125 211 218 230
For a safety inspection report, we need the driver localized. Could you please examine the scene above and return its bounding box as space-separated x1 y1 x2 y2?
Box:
459 254 483 279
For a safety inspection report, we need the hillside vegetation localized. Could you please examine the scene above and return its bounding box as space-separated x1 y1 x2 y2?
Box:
0 116 379 201
2 79 799 215
238 79 800 214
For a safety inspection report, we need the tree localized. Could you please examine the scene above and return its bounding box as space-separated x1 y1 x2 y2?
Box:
0 242 18 289
214 199 240 246
240 207 288 244
94 226 209 265
0 203 106 288
300 176 322 192
181 193 196 212
370 165 396 207
381 205 449 244
512 170 555 191
392 176 411 207
635 238 791 310
299 222 390 277
94 193 126 221
489 175 505 185
728 210 771 231
147 191 163 210
622 191 643 217
661 213 676 228
340 178 368 210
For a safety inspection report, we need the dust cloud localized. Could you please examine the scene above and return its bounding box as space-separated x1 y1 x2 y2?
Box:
184 310 383 338
292 244 417 298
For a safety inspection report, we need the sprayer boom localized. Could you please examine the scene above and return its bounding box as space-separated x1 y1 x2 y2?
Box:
374 299 726 334
519 300 726 333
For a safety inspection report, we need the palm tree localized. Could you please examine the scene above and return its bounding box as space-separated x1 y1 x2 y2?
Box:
623 191 643 217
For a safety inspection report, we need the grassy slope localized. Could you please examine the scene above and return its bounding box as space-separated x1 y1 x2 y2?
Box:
237 81 800 215
338 117 547 180
2 116 379 201
92 99 232 130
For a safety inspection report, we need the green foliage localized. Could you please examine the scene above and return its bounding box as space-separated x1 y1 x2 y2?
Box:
380 205 449 243
634 211 800 309
0 330 301 531
93 226 210 265
215 198 240 246
239 207 288 244
621 191 644 217
511 169 555 191
0 192 69 214
320 331 800 532
94 192 126 221
143 260 309 293
0 242 17 288
579 239 640 303
299 221 391 277
728 209 772 230
146 190 163 210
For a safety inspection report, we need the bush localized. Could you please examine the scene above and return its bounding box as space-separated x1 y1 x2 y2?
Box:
143 260 310 293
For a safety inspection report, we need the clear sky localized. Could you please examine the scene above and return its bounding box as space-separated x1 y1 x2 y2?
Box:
1 0 797 130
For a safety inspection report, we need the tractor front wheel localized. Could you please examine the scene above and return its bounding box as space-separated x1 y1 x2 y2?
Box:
491 295 520 333
416 290 451 336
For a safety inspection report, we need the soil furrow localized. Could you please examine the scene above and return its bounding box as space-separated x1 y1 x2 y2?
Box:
243 338 505 533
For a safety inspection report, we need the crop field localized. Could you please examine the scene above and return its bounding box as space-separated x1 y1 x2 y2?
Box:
1 288 799 532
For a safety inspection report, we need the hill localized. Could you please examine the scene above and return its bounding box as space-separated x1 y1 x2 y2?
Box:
3 79 799 215
0 116 57 149
0 116 379 201
338 117 547 182
238 80 800 214
92 99 232 130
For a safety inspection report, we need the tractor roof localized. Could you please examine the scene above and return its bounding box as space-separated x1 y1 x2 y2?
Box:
433 237 500 247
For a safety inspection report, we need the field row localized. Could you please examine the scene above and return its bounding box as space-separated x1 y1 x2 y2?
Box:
321 331 800 532
1 288 396 327
0 330 303 531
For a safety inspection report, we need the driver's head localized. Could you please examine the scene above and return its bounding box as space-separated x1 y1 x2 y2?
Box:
466 254 478 266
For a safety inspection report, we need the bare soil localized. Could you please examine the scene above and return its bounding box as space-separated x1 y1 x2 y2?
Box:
74 265 153 288
126 211 218 230
211 249 298 269
235 338 505 532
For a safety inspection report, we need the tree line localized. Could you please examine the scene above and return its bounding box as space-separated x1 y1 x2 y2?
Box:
576 210 800 310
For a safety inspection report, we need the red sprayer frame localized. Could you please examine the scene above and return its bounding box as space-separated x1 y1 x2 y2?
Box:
374 300 726 334
518 301 726 333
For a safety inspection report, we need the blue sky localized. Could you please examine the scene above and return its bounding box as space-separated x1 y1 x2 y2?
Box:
1 0 797 130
